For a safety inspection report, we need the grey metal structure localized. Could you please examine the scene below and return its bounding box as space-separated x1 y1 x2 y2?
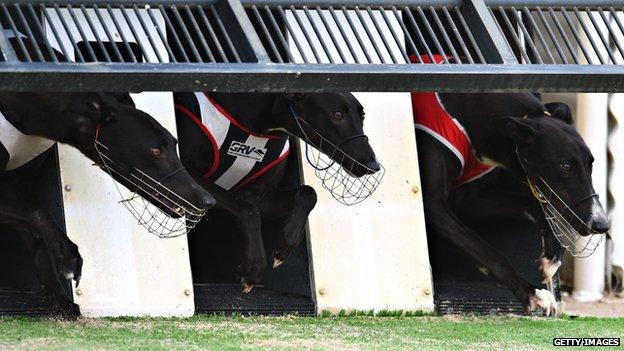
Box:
0 0 622 92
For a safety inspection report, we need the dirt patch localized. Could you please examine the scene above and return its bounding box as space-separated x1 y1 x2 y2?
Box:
563 295 624 317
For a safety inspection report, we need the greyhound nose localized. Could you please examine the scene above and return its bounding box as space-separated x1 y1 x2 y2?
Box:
591 219 610 234
366 160 381 172
201 195 216 209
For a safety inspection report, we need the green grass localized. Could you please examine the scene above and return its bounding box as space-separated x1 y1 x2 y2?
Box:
0 314 622 350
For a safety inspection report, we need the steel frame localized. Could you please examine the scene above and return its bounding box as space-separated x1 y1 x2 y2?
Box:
0 0 622 92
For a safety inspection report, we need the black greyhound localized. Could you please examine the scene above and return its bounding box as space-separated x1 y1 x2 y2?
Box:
175 92 380 291
414 92 609 316
0 91 215 314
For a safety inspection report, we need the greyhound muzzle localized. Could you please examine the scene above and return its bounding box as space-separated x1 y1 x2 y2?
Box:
291 113 385 206
93 137 206 238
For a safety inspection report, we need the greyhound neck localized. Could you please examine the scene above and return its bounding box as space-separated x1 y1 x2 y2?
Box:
206 93 290 136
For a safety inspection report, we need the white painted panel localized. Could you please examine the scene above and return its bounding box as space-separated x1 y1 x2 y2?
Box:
47 9 193 317
303 93 434 313
609 95 624 269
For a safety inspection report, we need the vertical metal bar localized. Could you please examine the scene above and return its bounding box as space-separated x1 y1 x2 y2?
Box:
316 6 348 63
453 7 484 63
41 4 69 61
303 6 334 63
252 5 283 63
548 7 579 64
159 4 188 63
573 7 606 64
106 4 137 63
392 6 421 63
521 7 554 63
510 6 542 63
80 4 111 62
133 5 165 63
536 7 568 64
170 5 202 62
54 3 84 62
264 5 293 63
26 3 59 62
600 8 624 61
584 7 616 64
380 6 409 63
429 6 460 63
120 5 150 62
355 6 385 63
442 7 473 64
329 6 359 63
13 4 45 61
366 6 398 64
216 0 270 63
209 4 239 62
146 6 177 63
404 6 435 63
67 4 97 62
291 5 321 63
183 4 214 62
198 6 227 62
461 0 517 64
341 6 372 63
93 4 123 62
1 3 31 62
277 5 308 63
416 6 448 63
0 28 18 62
561 7 593 64
496 7 531 63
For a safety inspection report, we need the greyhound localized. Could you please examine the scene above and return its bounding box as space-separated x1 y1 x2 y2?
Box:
175 92 380 291
0 91 216 315
413 92 609 316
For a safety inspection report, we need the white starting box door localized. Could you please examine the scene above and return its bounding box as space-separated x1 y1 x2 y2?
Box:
45 9 195 317
302 92 434 314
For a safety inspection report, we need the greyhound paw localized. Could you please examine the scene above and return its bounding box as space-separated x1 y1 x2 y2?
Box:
529 289 558 317
238 255 266 293
273 256 284 269
539 258 562 284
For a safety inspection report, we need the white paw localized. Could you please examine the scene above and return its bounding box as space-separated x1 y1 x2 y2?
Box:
530 289 558 316
539 258 562 284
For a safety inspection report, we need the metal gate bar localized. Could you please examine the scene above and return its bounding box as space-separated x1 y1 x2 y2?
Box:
0 0 622 92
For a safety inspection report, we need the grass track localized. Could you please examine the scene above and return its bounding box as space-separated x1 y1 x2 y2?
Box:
0 315 622 350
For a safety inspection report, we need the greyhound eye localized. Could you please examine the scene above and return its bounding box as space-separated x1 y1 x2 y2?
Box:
87 101 102 117
560 162 572 173
151 147 163 158
332 111 344 120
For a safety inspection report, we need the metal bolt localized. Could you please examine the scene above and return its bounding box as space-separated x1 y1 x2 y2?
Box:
423 287 431 296
64 185 72 192
318 288 326 296
411 186 419 194
75 289 82 296
184 289 191 296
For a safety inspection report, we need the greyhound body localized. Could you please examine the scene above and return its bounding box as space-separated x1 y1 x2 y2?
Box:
176 92 379 290
415 93 609 315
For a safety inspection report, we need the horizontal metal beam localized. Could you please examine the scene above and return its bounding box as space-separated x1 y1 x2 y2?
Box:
484 1 621 8
240 0 460 7
0 62 623 92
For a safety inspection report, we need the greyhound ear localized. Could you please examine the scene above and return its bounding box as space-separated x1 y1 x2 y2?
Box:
284 93 306 102
107 93 136 108
505 117 536 145
544 102 573 125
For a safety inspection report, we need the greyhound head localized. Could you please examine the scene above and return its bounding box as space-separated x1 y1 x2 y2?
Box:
505 103 609 236
62 92 216 217
281 93 380 178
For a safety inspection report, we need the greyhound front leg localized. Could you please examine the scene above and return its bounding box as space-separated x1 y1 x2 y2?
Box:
426 200 558 316
206 184 266 292
258 186 317 268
